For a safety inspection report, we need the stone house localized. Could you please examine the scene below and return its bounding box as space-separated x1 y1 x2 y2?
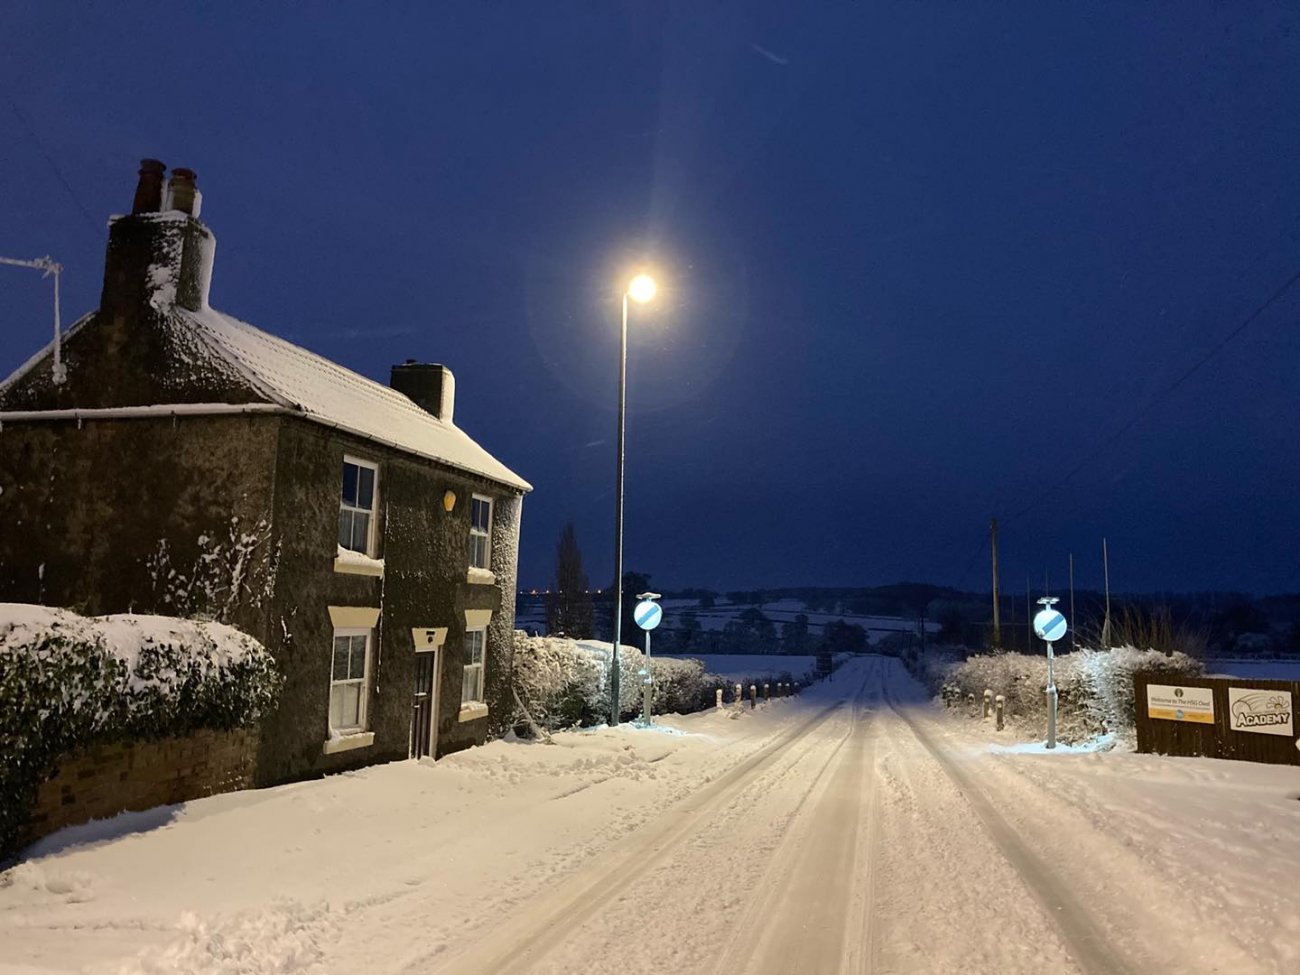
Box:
0 160 531 785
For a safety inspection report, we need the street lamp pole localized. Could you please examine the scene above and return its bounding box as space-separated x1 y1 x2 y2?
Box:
610 273 656 727
611 292 629 726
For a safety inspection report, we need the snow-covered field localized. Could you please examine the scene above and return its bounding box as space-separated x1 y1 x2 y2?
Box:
1206 658 1300 680
3 657 1298 974
658 653 817 682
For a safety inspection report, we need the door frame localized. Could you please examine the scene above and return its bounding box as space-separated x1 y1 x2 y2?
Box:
410 627 447 760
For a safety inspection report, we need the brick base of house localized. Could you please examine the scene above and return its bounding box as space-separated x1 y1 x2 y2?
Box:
25 729 260 845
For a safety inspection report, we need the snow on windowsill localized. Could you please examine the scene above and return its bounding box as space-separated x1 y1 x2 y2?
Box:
458 702 489 723
322 730 375 755
466 567 496 586
334 546 385 578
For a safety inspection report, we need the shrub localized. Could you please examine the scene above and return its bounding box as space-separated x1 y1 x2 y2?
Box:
926 645 1203 742
0 604 281 860
510 634 790 731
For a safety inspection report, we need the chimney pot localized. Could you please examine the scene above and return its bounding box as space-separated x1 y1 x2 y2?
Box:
131 159 167 214
167 167 201 217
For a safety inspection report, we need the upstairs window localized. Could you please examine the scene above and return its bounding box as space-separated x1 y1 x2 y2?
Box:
339 458 377 555
462 627 486 704
469 495 492 569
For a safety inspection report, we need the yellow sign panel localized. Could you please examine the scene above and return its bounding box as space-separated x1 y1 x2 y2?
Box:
1146 684 1215 723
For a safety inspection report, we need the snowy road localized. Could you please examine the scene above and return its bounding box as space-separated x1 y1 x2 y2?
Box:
3 656 1297 974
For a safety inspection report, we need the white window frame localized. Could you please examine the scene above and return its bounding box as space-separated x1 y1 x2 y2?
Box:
338 456 379 557
469 494 493 570
461 626 487 706
329 626 373 734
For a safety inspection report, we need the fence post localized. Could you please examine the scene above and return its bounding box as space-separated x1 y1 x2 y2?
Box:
749 684 757 709
715 688 723 709
983 689 993 719
763 682 770 702
995 694 1005 731
734 683 742 705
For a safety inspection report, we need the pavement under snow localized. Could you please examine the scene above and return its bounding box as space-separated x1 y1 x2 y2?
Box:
2 656 1298 974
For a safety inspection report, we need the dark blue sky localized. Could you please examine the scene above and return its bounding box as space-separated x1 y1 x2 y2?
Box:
3 3 1298 595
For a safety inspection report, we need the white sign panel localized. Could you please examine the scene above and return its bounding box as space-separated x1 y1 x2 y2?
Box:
1146 684 1215 724
1227 687 1294 737
633 600 662 631
1033 608 1067 643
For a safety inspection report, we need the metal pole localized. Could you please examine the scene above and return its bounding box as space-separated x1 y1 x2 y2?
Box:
1102 537 1111 649
990 518 1000 648
1045 640 1057 749
642 627 652 726
611 293 628 726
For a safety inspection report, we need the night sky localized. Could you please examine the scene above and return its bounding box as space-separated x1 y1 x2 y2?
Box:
2 4 1298 595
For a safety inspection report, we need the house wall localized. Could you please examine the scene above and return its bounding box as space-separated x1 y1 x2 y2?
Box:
256 416 523 785
0 414 281 642
25 728 258 845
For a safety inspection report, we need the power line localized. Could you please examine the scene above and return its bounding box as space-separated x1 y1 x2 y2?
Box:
1004 261 1300 526
4 93 101 237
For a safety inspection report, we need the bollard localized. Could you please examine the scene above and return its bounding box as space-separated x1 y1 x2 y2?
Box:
983 689 993 720
749 684 757 709
763 682 770 702
716 687 723 709
966 693 976 715
734 683 743 706
995 694 1005 731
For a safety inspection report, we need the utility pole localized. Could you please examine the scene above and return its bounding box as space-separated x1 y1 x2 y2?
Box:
990 518 1001 649
1026 576 1031 655
1102 538 1112 649
1069 553 1076 650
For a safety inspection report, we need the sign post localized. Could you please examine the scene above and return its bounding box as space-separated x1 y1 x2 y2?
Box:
633 592 662 727
1033 597 1068 749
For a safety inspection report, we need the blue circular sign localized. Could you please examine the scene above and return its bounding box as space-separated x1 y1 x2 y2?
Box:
1033 608 1068 643
634 600 662 631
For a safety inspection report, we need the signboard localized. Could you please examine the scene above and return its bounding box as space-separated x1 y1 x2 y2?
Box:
633 600 662 631
1227 687 1294 737
1146 684 1215 724
1033 608 1067 643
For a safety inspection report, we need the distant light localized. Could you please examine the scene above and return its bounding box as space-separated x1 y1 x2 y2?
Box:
627 274 656 304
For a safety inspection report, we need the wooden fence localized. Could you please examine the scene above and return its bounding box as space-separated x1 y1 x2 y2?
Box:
1133 674 1300 766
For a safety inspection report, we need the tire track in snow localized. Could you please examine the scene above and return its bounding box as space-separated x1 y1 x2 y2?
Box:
881 666 1134 975
428 666 875 975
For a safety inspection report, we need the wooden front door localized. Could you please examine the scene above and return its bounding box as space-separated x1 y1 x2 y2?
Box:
410 651 437 759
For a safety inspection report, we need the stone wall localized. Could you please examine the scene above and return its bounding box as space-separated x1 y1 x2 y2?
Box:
25 729 258 844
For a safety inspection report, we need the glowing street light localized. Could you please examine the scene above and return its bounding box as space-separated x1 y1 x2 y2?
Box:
610 272 657 726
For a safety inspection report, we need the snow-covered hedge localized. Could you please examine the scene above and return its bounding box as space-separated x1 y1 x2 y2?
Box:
0 604 281 859
925 646 1203 742
511 634 745 731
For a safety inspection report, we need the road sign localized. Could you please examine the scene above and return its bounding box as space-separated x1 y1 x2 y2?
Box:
634 600 662 631
1033 608 1067 643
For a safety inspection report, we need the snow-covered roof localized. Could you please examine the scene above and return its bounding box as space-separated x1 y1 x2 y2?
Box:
179 307 530 491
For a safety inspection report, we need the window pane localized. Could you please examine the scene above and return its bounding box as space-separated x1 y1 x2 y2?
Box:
471 498 490 531
332 637 350 680
341 462 359 506
338 509 353 549
329 684 347 728
351 512 370 552
349 636 368 680
341 683 361 727
358 466 375 509
470 534 487 569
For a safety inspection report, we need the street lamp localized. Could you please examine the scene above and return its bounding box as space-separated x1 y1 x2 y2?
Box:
610 272 657 726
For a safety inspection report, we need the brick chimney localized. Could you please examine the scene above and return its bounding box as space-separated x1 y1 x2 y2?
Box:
390 361 455 422
100 160 216 318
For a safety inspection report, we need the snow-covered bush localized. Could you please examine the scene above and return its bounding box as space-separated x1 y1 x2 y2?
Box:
0 604 281 859
926 646 1203 742
510 634 728 731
